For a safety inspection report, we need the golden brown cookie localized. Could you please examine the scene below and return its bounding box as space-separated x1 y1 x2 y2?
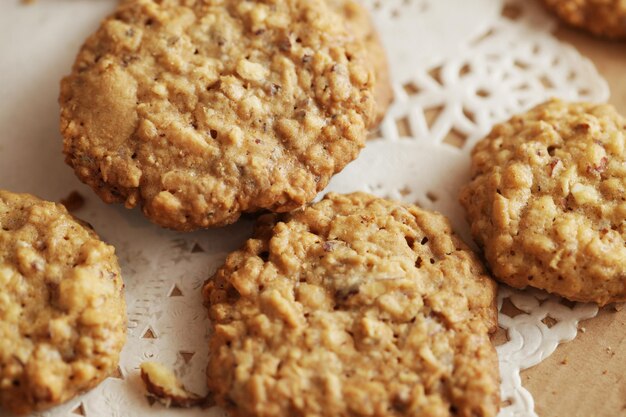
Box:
541 0 626 39
203 192 500 417
328 0 393 125
60 0 376 231
0 190 127 414
460 99 626 306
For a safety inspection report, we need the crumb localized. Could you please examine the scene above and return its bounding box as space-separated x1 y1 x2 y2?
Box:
60 191 85 212
579 326 586 333
21 0 37 5
603 370 609 375
140 362 208 408
614 303 625 312
560 357 568 365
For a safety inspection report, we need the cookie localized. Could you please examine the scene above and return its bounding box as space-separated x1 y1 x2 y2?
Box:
328 0 393 125
460 99 626 306
541 0 626 39
60 0 376 231
203 192 500 417
0 190 127 414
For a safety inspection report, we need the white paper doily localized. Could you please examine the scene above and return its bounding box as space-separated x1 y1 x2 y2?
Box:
0 1 609 416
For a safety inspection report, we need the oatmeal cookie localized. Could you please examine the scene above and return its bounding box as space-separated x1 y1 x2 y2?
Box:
460 99 626 306
328 0 393 125
541 0 626 39
203 192 500 417
0 190 127 414
60 0 376 231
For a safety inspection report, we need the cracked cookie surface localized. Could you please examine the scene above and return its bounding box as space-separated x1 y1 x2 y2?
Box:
204 192 499 417
460 99 626 305
0 190 126 414
541 0 626 39
60 0 376 231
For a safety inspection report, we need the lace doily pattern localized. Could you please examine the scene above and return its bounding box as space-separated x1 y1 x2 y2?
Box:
362 0 502 82
496 288 598 417
378 0 608 151
0 0 609 417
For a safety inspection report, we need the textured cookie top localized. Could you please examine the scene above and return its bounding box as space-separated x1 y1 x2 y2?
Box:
204 192 499 417
541 0 626 39
0 191 126 414
60 0 375 231
329 0 393 125
460 99 626 306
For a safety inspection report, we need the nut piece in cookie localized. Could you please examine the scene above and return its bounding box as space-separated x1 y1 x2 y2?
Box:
203 192 500 417
0 190 127 414
60 0 376 231
460 99 626 306
140 362 206 408
541 0 626 39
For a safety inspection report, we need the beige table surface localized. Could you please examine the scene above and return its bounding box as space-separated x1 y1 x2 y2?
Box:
521 25 626 417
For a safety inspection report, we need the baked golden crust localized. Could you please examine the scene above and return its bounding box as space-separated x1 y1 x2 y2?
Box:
328 0 393 125
460 99 626 306
203 192 500 417
541 0 626 39
0 190 126 414
60 0 376 231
